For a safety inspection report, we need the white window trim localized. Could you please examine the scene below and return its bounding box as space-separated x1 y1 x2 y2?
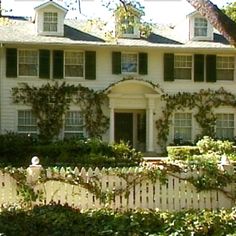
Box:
63 110 85 139
216 55 235 81
43 12 58 33
64 50 85 79
174 54 193 81
18 49 39 78
172 112 193 143
190 15 213 41
17 110 38 134
194 17 208 37
121 15 135 35
121 52 138 75
215 113 235 140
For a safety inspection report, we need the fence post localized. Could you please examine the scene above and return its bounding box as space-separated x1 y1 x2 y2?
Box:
219 154 235 206
220 154 234 174
27 156 42 184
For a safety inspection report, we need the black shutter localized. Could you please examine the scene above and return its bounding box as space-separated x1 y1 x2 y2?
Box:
112 51 121 74
85 51 96 80
6 48 17 78
139 53 148 75
53 50 63 79
164 53 174 81
39 50 50 79
206 55 216 82
194 54 204 82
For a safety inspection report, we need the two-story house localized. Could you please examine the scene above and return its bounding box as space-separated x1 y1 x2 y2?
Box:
0 0 235 153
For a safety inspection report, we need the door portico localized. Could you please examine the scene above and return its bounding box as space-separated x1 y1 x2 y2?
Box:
106 79 161 152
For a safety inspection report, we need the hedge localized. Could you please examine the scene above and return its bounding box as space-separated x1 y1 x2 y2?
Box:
0 204 235 236
0 133 143 168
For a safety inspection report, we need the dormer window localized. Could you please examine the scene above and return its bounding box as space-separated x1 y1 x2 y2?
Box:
43 12 58 32
115 4 143 39
34 1 67 36
121 16 135 35
194 17 208 37
188 11 213 41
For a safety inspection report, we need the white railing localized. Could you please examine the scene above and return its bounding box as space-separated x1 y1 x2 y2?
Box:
0 158 235 211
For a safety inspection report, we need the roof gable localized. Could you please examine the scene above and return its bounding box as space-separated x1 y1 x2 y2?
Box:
34 0 68 13
186 0 236 45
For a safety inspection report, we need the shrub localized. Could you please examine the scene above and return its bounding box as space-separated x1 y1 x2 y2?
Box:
167 136 236 162
0 134 143 168
0 204 235 236
0 132 34 166
167 146 200 161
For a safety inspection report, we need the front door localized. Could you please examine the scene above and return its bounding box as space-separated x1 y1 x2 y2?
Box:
114 111 146 151
115 113 133 146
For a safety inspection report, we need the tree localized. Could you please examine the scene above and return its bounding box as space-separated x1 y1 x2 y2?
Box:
222 2 236 22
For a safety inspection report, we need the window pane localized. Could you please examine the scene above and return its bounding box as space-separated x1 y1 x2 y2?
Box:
65 52 84 77
19 50 38 76
194 18 208 37
174 55 192 80
174 113 192 141
121 53 137 73
43 12 58 32
216 56 234 81
216 113 234 140
64 111 84 139
18 110 37 133
121 16 134 34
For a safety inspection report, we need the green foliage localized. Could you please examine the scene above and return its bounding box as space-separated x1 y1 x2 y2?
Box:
34 139 143 168
12 82 109 143
156 88 236 148
0 134 142 168
197 136 234 155
167 146 199 161
223 2 236 22
0 204 235 235
168 136 234 162
0 132 35 166
167 137 236 194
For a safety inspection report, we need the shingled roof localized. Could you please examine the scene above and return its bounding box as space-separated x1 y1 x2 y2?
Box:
186 0 236 46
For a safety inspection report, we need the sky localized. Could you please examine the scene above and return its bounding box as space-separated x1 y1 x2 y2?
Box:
2 0 235 24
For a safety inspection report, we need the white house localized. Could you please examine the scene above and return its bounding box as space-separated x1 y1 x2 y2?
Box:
0 0 236 153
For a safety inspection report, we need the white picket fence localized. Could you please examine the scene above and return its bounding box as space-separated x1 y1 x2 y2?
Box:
0 164 235 211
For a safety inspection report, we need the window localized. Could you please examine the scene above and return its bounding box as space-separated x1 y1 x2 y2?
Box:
216 56 234 81
121 53 138 73
65 51 84 77
121 16 134 35
64 111 84 139
43 12 58 32
174 113 192 142
18 110 37 133
19 50 38 76
174 55 192 80
194 18 208 37
216 114 234 140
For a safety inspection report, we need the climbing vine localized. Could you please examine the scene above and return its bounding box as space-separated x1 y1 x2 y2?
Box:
104 77 164 93
1 159 235 209
12 82 109 143
156 87 236 148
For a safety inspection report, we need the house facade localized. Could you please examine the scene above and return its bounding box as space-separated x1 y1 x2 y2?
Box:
0 0 236 153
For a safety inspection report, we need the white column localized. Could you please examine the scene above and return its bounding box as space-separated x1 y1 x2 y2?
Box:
147 107 154 152
109 106 115 144
145 95 157 152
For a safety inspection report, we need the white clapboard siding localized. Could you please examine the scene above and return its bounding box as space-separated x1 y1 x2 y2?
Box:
0 167 234 211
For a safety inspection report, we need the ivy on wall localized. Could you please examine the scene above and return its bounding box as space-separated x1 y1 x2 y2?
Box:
12 82 109 143
156 87 236 148
104 77 164 93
